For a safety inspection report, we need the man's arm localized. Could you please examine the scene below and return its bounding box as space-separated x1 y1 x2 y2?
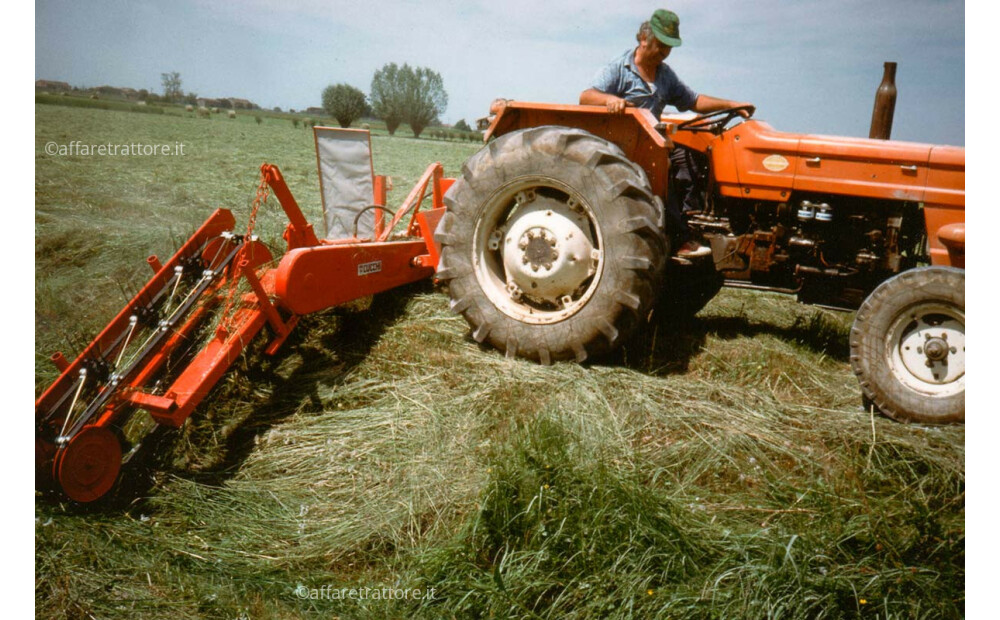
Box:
580 88 632 114
692 94 755 117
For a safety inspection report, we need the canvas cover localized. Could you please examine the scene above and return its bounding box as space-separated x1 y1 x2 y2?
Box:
313 127 375 240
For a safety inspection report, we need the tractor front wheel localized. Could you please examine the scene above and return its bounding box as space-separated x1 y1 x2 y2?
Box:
849 266 965 423
436 127 667 363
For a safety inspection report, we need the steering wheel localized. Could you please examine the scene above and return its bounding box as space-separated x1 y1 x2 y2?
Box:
676 105 755 135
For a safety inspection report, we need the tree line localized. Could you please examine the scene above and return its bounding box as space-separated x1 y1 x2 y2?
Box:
322 63 450 138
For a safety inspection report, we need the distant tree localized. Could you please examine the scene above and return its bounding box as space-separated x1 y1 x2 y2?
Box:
138 88 150 100
453 118 472 132
322 83 367 128
184 92 198 105
273 106 282 112
403 66 448 138
161 72 182 103
370 63 411 135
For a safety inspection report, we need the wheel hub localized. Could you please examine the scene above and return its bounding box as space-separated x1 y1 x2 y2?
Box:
893 309 964 390
520 228 560 271
500 193 597 305
922 336 949 362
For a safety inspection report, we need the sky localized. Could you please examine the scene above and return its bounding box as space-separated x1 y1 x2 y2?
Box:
35 0 964 145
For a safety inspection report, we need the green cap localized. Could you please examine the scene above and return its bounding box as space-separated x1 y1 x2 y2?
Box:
650 9 682 47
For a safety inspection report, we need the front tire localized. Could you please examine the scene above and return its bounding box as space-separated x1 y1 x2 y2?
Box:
849 266 965 423
436 127 667 363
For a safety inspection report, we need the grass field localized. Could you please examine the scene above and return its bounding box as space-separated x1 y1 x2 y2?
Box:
35 102 964 618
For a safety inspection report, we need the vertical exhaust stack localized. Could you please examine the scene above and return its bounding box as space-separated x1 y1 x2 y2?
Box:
869 61 897 140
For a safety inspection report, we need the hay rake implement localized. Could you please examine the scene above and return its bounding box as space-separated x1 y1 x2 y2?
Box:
36 128 453 502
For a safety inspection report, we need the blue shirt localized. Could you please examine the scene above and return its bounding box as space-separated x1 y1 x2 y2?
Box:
590 48 699 118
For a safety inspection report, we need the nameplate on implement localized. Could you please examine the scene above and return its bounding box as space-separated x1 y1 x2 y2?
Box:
358 260 382 276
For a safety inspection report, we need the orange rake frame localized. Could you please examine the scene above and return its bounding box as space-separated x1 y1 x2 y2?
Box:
36 160 454 502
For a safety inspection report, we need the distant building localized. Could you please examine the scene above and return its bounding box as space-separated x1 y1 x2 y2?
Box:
35 80 71 92
228 98 259 110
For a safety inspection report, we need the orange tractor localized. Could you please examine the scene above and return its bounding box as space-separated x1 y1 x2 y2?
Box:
437 100 964 424
35 101 964 503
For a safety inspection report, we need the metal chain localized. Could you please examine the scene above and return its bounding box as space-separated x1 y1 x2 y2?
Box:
219 166 270 331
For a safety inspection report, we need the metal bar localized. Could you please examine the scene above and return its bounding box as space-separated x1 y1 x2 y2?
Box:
273 239 435 316
373 175 387 238
262 164 320 249
154 305 270 427
377 163 442 242
241 259 289 337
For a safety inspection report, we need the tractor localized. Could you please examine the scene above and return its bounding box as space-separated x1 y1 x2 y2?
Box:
35 101 964 503
436 99 964 424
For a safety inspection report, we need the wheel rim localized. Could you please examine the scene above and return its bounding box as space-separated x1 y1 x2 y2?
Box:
54 425 122 502
886 301 965 397
473 177 603 324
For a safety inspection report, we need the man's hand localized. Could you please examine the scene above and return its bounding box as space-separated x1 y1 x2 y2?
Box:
693 95 756 118
606 96 629 114
733 102 756 118
580 88 632 114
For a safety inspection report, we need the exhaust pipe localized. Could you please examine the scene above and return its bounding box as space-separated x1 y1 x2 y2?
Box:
869 61 897 140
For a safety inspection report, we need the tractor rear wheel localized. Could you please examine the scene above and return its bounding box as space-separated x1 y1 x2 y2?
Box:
849 266 964 423
436 126 667 363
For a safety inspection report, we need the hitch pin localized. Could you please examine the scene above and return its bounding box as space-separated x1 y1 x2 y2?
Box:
114 315 139 368
57 368 87 443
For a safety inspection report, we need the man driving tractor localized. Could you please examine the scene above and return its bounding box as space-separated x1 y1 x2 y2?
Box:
580 8 755 258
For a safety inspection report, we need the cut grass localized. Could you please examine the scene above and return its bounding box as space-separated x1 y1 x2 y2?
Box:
35 104 964 619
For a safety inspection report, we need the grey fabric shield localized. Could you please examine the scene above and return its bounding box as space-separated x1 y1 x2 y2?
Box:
314 127 374 240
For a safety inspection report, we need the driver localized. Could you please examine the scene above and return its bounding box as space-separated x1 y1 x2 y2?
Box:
580 8 754 258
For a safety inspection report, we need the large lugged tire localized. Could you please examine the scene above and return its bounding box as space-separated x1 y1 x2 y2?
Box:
849 266 964 423
435 126 668 363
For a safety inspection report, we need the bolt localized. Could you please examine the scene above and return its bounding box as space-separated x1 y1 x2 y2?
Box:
543 263 552 270
531 265 539 272
925 360 934 367
950 347 957 354
941 333 948 340
917 347 922 354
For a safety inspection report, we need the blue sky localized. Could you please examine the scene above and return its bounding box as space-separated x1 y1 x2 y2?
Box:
36 0 964 145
